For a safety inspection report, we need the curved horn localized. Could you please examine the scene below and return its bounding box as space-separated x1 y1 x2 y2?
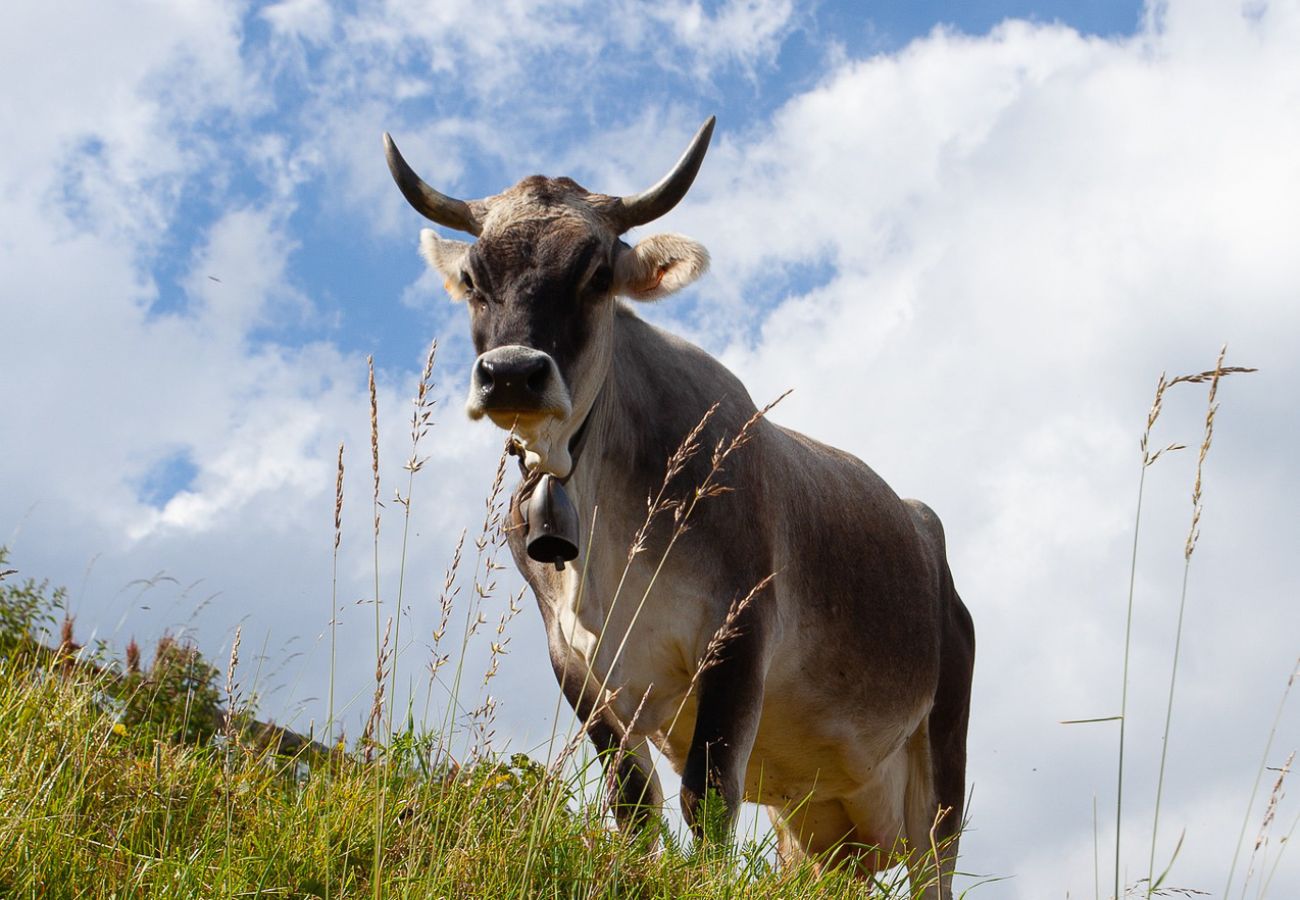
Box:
612 116 715 232
383 133 483 237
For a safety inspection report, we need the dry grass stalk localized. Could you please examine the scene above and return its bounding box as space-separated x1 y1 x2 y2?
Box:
550 687 622 778
435 435 514 763
362 617 393 763
389 341 440 738
1183 346 1236 560
627 401 720 562
671 391 791 535
365 354 385 898
328 442 343 743
919 804 953 895
657 572 778 798
401 340 438 480
1141 374 1186 466
1165 364 1257 387
367 354 382 734
1226 659 1300 898
1241 750 1296 894
224 626 242 753
592 391 790 715
552 391 790 800
428 528 466 680
698 573 777 677
467 694 498 758
1139 356 1255 468
1119 348 1256 900
334 443 345 551
601 684 654 820
483 585 527 687
368 356 381 528
1146 344 1256 897
563 403 725 731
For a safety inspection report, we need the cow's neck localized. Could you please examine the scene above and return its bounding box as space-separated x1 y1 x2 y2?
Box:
566 303 753 542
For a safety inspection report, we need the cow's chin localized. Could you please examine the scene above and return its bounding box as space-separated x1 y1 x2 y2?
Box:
482 409 555 433
478 408 576 479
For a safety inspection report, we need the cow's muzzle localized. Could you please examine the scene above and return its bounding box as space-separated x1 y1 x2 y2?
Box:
466 345 572 423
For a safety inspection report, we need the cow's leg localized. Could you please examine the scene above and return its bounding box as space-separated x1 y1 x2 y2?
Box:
904 580 975 900
585 717 664 830
772 796 882 875
549 642 663 830
679 628 766 841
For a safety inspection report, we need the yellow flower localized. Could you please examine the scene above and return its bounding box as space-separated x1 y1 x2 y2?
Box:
112 722 127 737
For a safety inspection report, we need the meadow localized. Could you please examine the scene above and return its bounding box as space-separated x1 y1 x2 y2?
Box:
0 346 1291 899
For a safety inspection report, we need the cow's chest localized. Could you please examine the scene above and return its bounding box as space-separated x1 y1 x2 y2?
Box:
523 546 705 733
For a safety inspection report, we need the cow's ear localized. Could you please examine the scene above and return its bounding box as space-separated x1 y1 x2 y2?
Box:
419 229 473 301
614 234 710 301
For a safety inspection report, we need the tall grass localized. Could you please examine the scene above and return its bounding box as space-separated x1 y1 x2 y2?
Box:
0 570 919 898
1094 347 1297 899
5 344 1289 898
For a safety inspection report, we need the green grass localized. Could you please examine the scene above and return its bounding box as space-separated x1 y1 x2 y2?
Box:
0 651 920 899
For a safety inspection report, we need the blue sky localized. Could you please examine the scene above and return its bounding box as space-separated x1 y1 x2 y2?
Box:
139 0 1149 405
3 1 1298 897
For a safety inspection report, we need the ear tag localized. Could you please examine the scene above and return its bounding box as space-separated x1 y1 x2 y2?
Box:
525 474 580 571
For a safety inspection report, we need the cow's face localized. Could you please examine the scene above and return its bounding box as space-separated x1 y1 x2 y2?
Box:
386 120 715 476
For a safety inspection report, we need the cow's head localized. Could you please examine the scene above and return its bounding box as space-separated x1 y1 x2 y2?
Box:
384 118 715 477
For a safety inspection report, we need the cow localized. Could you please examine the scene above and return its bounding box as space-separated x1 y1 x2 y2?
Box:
384 117 975 899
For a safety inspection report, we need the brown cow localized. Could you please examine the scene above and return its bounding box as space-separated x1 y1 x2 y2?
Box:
385 117 974 898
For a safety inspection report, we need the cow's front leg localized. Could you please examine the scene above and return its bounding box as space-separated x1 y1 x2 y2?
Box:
680 622 767 842
549 647 663 830
585 714 664 830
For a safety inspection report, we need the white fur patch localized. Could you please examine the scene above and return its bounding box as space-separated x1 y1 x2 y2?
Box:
614 233 710 301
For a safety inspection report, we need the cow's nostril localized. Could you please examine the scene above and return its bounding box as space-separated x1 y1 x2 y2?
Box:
526 360 549 395
476 358 496 390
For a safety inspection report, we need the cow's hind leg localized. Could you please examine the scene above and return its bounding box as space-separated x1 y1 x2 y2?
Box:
769 797 876 875
904 580 975 900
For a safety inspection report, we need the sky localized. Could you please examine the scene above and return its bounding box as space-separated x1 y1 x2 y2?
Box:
2 0 1298 896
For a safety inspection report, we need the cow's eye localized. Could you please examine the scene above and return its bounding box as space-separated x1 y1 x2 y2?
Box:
586 265 612 298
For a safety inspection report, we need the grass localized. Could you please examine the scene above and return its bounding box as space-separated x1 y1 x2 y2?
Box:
0 639 923 898
0 343 1290 898
0 341 939 898
1091 346 1300 899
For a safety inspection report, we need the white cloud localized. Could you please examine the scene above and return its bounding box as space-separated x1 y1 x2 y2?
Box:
262 0 336 42
625 0 798 78
1 0 255 246
656 4 1300 895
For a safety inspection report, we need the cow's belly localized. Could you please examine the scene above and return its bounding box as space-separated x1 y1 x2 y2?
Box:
534 538 939 805
743 687 928 803
651 665 931 805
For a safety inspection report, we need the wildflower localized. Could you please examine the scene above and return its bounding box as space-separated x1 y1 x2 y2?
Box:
112 722 127 737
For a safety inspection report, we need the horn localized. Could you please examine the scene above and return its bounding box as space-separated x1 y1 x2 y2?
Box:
612 116 716 232
525 474 580 571
383 132 484 237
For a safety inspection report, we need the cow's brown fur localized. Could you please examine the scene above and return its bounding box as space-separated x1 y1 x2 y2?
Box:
389 121 974 899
